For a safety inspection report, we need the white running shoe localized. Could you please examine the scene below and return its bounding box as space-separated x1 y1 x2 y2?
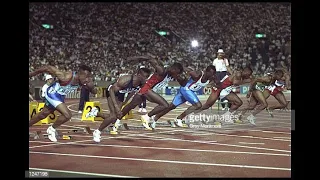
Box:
138 108 142 113
86 107 98 118
247 114 256 126
141 114 152 130
142 108 147 113
175 119 184 127
46 126 57 142
78 111 82 114
93 129 101 143
114 119 121 128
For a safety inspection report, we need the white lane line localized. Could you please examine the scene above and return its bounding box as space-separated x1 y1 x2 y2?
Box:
239 142 265 145
29 140 289 157
29 151 291 171
29 168 138 178
132 135 291 153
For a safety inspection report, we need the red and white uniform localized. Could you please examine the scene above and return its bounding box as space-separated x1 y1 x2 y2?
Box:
139 73 174 94
265 80 285 96
212 75 237 98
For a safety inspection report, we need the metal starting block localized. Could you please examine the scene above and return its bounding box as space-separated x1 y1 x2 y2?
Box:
67 126 92 135
29 131 72 140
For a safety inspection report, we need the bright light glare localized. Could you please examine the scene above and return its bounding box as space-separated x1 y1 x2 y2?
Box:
191 40 199 47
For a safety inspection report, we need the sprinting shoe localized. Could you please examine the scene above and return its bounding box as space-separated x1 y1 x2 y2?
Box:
78 111 82 114
114 119 121 128
142 108 147 113
222 107 226 111
141 114 152 130
247 114 256 126
168 120 176 128
93 129 101 142
46 126 57 142
175 119 187 127
86 107 98 118
110 126 118 135
138 108 142 113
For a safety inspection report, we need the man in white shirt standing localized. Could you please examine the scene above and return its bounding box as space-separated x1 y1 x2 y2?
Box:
41 74 54 101
212 49 231 110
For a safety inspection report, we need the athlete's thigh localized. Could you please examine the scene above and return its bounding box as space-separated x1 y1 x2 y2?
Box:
145 90 168 105
253 90 268 105
39 105 55 117
55 102 72 117
226 92 242 104
172 92 186 107
274 91 287 106
181 89 200 105
263 89 271 99
204 89 220 106
248 91 258 107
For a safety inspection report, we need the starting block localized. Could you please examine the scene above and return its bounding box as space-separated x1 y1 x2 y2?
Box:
121 102 133 120
29 102 41 126
29 131 72 140
81 101 103 121
66 126 92 134
37 103 58 124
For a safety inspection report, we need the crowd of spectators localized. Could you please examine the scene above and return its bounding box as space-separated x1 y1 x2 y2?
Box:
29 2 291 81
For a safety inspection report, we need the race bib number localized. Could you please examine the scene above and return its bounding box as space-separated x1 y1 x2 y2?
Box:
189 83 202 91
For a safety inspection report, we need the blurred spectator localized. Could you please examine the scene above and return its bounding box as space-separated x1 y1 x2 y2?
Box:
29 3 291 80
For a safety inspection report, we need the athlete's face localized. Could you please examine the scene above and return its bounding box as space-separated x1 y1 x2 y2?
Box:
138 71 150 83
47 78 54 85
168 67 181 77
274 72 284 80
78 70 92 85
205 69 216 77
241 68 252 78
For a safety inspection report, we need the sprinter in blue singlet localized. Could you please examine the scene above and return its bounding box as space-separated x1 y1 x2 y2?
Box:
152 65 217 128
29 65 97 142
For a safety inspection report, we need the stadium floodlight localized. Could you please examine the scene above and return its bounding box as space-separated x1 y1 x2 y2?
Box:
191 40 199 47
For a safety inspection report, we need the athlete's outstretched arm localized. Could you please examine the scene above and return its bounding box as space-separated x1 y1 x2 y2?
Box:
29 65 65 80
183 66 201 81
128 54 165 75
109 75 132 113
248 76 272 97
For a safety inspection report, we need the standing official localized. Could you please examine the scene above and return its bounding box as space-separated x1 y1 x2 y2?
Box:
212 49 231 110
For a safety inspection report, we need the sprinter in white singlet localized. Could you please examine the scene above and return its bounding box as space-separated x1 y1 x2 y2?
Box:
29 65 97 142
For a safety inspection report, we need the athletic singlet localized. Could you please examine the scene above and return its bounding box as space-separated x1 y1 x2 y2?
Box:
108 75 141 94
186 71 210 92
152 73 175 91
219 75 233 89
47 72 79 96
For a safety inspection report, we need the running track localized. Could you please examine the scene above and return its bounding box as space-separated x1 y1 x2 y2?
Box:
29 94 291 178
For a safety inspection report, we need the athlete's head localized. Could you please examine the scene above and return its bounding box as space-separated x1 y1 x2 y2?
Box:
241 66 253 78
273 70 284 80
78 65 92 85
168 62 183 76
137 68 152 83
205 65 216 77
